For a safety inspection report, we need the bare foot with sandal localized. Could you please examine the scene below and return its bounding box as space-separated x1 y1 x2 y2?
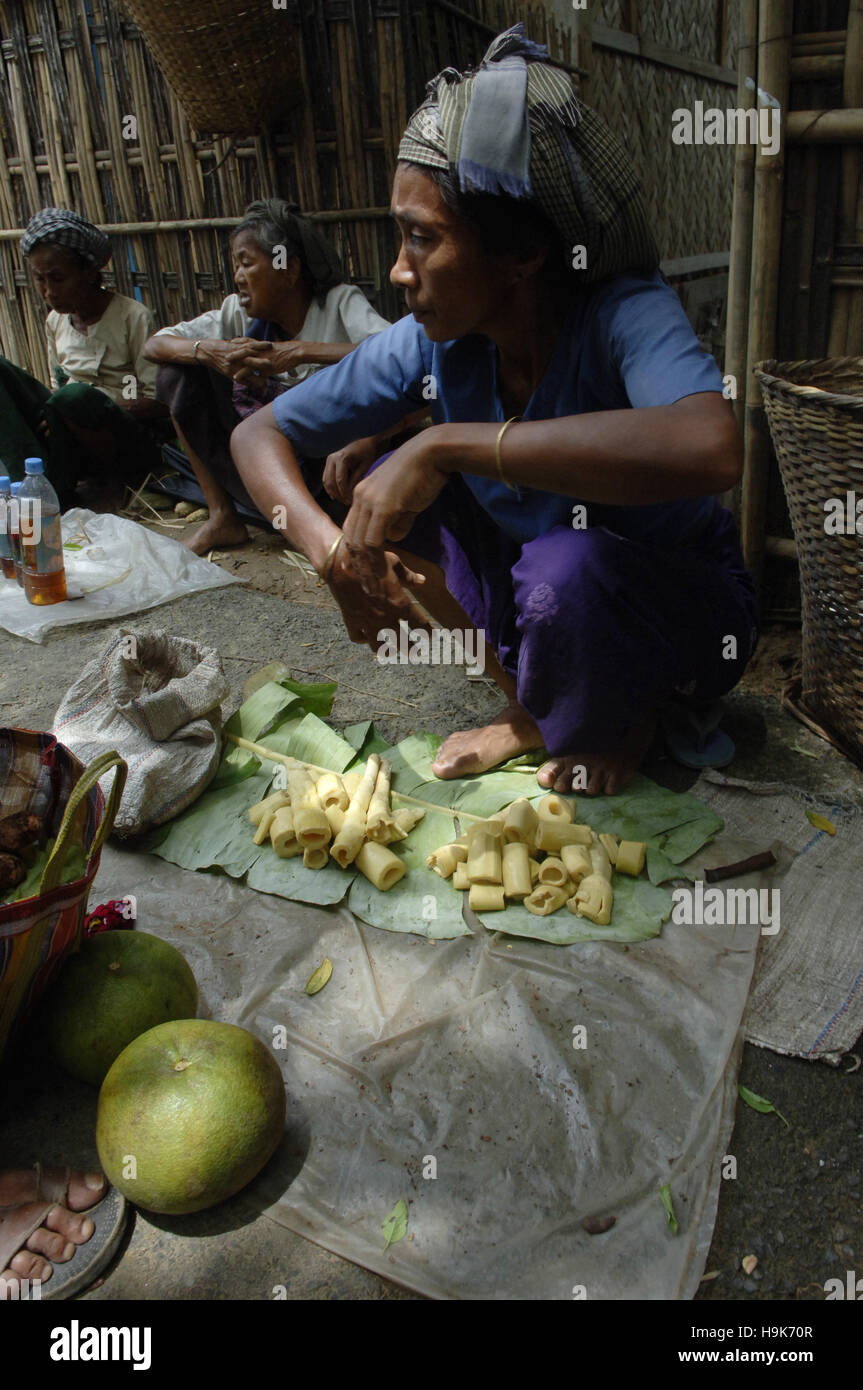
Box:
0 1164 123 1299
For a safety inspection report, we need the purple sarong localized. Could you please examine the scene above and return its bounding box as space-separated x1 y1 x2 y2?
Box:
379 462 758 756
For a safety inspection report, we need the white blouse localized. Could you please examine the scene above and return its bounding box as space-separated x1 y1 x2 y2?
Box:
46 293 158 403
154 283 390 385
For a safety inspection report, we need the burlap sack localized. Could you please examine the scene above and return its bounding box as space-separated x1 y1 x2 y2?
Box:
54 628 228 837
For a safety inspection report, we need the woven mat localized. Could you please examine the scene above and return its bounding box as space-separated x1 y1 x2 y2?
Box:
693 771 863 1066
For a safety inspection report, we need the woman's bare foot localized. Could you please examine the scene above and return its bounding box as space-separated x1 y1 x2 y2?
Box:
181 510 248 555
432 701 544 778
537 715 657 797
0 1167 108 1295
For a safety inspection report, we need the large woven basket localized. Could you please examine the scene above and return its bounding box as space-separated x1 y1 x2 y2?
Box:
755 357 863 764
120 0 303 133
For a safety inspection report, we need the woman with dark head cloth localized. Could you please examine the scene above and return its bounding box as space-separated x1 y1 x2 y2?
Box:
0 208 166 507
232 25 758 797
144 199 392 554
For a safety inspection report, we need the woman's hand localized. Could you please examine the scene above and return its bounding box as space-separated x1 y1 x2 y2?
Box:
232 341 307 382
342 429 449 550
323 436 379 505
198 338 260 378
326 540 431 650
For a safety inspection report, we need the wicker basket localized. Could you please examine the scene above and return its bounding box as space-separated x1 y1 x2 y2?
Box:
755 357 863 764
120 0 303 133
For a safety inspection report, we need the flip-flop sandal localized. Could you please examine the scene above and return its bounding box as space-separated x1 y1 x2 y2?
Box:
0 1163 127 1300
659 699 735 770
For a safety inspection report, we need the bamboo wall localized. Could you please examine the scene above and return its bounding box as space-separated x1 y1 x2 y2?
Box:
724 0 863 612
1 0 738 386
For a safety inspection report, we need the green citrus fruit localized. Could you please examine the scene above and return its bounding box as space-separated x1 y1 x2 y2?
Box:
96 1018 286 1215
44 930 197 1086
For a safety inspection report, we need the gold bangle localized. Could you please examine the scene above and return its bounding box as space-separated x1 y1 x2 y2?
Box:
495 416 521 491
319 533 343 580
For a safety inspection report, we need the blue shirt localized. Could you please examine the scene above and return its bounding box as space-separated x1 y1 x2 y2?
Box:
272 270 726 546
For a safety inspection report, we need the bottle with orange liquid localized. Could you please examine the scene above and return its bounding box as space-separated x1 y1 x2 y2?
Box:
19 457 68 606
0 475 14 581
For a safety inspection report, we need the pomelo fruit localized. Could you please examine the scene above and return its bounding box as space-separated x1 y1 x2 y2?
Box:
43 930 197 1087
96 1018 286 1215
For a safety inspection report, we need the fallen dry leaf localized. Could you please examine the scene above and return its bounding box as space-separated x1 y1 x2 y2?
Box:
741 1254 758 1275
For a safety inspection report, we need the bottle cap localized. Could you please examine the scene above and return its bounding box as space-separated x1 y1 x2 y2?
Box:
0 476 10 490
11 481 23 495
24 457 45 474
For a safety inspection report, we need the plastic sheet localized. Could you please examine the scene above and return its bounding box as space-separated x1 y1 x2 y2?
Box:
92 828 759 1300
0 509 240 643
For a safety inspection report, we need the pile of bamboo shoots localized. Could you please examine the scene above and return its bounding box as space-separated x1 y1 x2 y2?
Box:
248 755 424 891
426 794 647 923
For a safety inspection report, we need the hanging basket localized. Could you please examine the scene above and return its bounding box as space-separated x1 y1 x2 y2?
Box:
120 0 303 134
755 357 863 765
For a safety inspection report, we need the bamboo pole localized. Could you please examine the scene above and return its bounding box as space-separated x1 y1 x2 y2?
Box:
790 55 844 79
724 0 758 501
787 109 863 142
830 1 863 356
850 160 863 354
740 0 792 585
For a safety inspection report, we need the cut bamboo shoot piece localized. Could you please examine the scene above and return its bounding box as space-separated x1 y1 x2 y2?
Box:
524 884 569 916
249 790 291 827
560 843 592 884
502 841 531 899
571 873 613 924
286 767 330 848
589 841 612 883
341 769 363 799
538 856 568 887
355 840 406 891
529 857 541 884
615 840 647 876
468 882 506 912
316 772 348 811
598 833 619 866
270 807 303 859
303 846 328 870
534 821 592 853
253 807 279 845
452 861 471 891
366 759 394 842
467 831 502 885
426 843 468 879
503 797 539 844
536 793 574 823
331 754 380 867
325 804 346 836
465 818 505 846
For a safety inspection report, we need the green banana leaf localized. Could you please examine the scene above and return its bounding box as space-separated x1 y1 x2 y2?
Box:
151 678 722 945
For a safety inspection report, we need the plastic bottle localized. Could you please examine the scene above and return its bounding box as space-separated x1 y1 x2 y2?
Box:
19 458 68 606
9 481 24 587
0 475 13 581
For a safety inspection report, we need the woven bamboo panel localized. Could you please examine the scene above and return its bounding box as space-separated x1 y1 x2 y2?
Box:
639 0 726 63
590 49 736 261
0 0 732 388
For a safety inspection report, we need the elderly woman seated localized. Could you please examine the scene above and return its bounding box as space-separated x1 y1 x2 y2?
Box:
231 26 758 798
143 199 393 554
0 208 167 508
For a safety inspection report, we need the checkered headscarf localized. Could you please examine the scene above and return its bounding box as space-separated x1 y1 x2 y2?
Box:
398 24 659 284
21 208 112 267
